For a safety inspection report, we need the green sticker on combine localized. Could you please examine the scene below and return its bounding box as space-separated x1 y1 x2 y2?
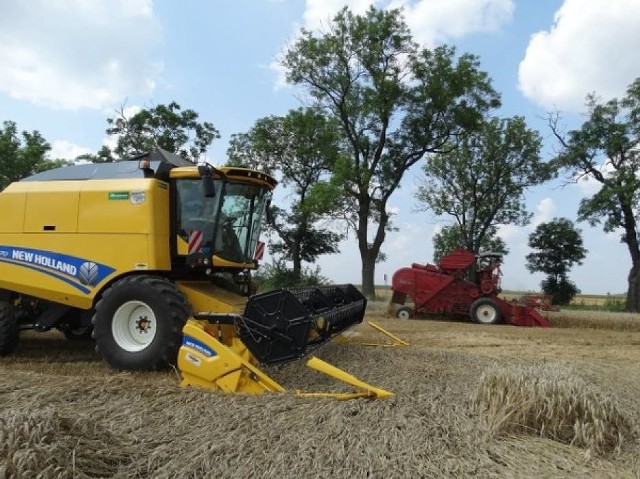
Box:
108 191 130 200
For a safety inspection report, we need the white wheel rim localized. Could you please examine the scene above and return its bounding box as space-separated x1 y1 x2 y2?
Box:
398 309 410 320
475 304 497 323
112 300 157 352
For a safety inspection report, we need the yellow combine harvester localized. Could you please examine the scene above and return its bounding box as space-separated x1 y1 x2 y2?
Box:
0 149 395 399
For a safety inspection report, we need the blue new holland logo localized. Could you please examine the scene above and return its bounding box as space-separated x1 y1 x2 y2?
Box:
0 245 115 294
79 261 99 286
182 336 217 358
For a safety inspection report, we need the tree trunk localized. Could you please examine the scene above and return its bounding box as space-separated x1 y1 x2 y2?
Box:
618 199 640 312
359 235 386 299
626 262 640 312
292 255 302 282
361 254 376 300
356 190 388 300
358 216 387 299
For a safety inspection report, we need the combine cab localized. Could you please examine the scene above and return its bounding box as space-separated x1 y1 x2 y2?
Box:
390 249 550 327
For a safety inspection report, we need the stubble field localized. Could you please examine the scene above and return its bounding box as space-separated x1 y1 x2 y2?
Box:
1 303 639 478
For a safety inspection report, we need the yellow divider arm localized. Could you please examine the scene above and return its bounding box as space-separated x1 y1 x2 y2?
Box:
336 321 410 347
366 321 410 346
296 356 394 400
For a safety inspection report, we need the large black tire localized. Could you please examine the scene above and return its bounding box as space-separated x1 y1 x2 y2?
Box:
92 276 190 370
0 302 19 356
470 298 502 325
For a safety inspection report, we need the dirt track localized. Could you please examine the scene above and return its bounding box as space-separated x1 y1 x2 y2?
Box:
1 306 639 478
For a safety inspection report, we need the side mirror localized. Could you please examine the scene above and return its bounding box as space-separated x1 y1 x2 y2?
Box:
201 175 215 198
198 166 216 198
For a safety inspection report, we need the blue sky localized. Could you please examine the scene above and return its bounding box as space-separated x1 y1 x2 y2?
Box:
1 0 639 294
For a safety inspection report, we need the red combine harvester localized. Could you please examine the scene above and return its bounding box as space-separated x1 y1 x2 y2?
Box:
390 248 551 327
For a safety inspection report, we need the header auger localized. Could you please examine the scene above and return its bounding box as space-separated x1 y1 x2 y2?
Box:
0 149 401 399
390 248 551 327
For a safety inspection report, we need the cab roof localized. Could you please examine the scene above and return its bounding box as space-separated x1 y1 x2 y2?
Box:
22 149 190 182
21 148 277 189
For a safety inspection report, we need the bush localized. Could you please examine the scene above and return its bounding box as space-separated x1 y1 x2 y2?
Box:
562 293 627 312
541 276 579 305
253 259 328 292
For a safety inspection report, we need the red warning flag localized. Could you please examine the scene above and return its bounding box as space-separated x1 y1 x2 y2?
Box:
254 241 265 260
188 230 203 254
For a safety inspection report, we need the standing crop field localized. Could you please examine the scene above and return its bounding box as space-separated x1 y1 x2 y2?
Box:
1 303 639 478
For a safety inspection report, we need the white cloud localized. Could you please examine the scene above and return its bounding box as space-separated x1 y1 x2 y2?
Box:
95 103 143 155
518 0 640 112
387 205 400 215
102 135 119 152
268 59 290 90
303 0 374 31
532 197 555 227
574 161 618 196
0 0 162 110
498 197 554 246
48 140 92 160
122 105 143 119
575 174 602 197
270 0 372 89
272 0 514 87
301 0 514 42
496 223 519 242
391 0 514 47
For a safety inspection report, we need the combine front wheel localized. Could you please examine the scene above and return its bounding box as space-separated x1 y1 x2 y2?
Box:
93 276 190 370
470 298 502 325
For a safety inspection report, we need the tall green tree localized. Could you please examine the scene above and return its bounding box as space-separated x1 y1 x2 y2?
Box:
0 121 53 189
227 108 343 281
77 145 114 164
417 116 552 258
80 102 220 163
550 77 640 311
526 218 587 305
433 224 508 264
282 6 500 298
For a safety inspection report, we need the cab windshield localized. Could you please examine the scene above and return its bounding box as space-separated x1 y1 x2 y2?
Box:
176 179 269 264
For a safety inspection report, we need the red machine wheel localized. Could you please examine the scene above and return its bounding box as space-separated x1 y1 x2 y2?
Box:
396 307 412 320
470 298 502 325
